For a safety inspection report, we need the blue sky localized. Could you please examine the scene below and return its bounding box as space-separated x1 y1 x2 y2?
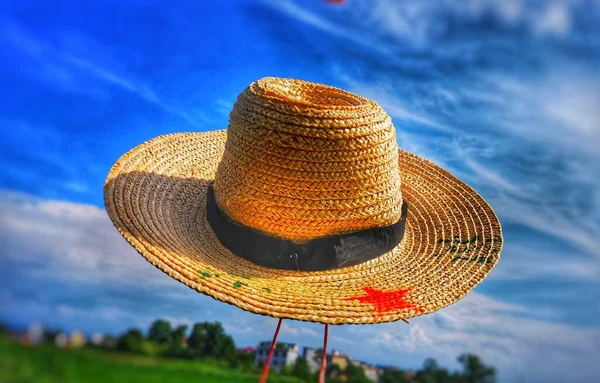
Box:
0 0 599 382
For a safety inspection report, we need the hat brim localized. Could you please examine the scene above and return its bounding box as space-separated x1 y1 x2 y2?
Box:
104 131 502 324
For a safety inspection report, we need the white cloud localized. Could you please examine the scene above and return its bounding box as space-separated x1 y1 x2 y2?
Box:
223 319 267 336
0 190 176 290
281 322 321 339
340 292 600 382
449 139 524 195
163 316 195 329
65 181 89 193
0 288 196 334
263 0 587 55
535 2 572 37
491 243 600 280
336 73 454 134
56 304 132 322
486 71 600 156
370 323 433 352
542 77 600 138
492 191 600 256
0 289 131 324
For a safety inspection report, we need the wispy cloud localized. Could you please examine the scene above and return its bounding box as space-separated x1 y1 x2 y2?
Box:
65 181 89 193
263 0 592 55
215 99 234 117
328 36 600 261
491 243 600 281
485 71 600 156
61 53 161 104
440 133 600 257
263 0 380 55
333 68 600 259
0 18 205 127
335 70 455 134
534 1 572 37
281 322 321 339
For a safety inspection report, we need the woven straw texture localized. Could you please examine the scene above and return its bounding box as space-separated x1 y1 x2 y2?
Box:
214 78 402 241
104 78 502 324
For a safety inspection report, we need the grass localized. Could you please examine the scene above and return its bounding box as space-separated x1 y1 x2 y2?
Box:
0 339 303 383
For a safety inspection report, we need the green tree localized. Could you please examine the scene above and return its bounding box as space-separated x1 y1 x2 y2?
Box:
344 363 370 383
102 335 118 349
380 369 410 383
423 358 439 373
457 354 496 383
312 348 323 369
117 328 143 352
281 364 294 376
139 340 164 356
236 350 256 372
42 329 59 344
170 325 188 352
293 356 312 381
147 319 173 346
325 364 342 383
415 358 455 383
188 322 236 359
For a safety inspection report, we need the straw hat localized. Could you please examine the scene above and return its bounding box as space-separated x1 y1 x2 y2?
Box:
104 77 502 325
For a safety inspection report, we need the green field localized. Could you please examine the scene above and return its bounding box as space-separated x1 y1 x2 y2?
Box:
0 339 303 383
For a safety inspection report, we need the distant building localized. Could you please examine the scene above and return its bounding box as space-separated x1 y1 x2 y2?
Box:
349 359 382 382
55 333 68 348
252 341 388 380
361 364 381 382
91 332 104 346
69 331 86 349
27 323 44 346
328 349 350 370
302 347 321 373
101 335 118 349
255 342 299 371
239 346 256 354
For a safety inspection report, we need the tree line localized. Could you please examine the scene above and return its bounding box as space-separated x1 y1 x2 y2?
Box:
378 356 495 383
68 319 497 383
107 319 256 368
293 347 495 383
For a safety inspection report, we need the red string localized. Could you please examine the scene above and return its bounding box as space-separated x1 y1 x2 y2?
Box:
259 318 283 383
318 324 329 383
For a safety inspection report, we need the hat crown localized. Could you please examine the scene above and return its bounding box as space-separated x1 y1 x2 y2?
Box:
213 77 403 241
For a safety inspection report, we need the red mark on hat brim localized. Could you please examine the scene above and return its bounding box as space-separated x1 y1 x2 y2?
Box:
345 286 424 317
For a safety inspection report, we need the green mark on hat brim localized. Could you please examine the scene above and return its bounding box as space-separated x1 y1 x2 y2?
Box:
199 271 212 279
199 271 221 279
228 273 251 280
